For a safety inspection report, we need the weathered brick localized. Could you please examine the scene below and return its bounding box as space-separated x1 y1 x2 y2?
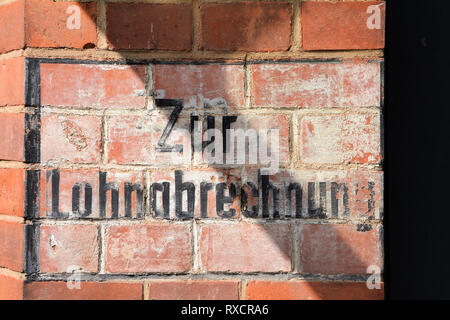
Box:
39 224 99 273
246 280 384 300
300 114 381 164
107 114 191 165
199 222 291 272
0 221 24 272
148 280 239 300
0 0 25 53
0 113 24 161
106 224 191 273
200 2 292 51
107 3 192 51
40 63 146 109
0 274 23 300
299 224 382 275
24 281 143 300
40 169 145 220
154 64 245 109
0 0 97 51
252 60 381 108
0 168 25 217
302 1 385 51
25 0 97 49
41 114 102 164
0 57 24 107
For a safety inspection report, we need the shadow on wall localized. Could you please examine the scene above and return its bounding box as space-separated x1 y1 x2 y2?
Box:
32 1 384 300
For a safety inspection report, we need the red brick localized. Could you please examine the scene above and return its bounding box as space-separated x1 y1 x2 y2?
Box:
107 114 191 165
106 224 191 273
0 0 25 53
154 64 245 109
40 114 102 164
0 57 24 106
300 114 381 164
200 2 292 51
107 3 192 51
199 223 291 272
252 60 381 108
40 169 145 219
0 221 24 272
151 169 241 219
0 113 24 161
1 0 97 52
301 2 385 51
0 168 25 217
40 63 146 109
246 280 384 300
0 274 23 300
299 224 382 275
148 280 239 300
24 281 143 300
39 224 99 273
25 0 97 49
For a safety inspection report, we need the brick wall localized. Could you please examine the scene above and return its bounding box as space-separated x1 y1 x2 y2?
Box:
0 0 385 300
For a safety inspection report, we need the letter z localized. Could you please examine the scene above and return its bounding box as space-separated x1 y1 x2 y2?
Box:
155 99 184 152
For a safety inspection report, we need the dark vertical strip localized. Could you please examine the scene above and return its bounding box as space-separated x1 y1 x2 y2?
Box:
222 116 237 154
24 170 40 274
200 182 213 218
23 58 41 279
24 58 41 107
331 183 339 218
287 183 302 218
24 59 41 164
380 60 385 110
24 223 40 276
260 173 270 219
379 225 384 275
99 172 107 219
307 182 315 217
51 169 60 215
190 115 199 153
24 111 41 164
24 170 40 219
319 182 327 214
367 181 376 218
99 171 119 219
